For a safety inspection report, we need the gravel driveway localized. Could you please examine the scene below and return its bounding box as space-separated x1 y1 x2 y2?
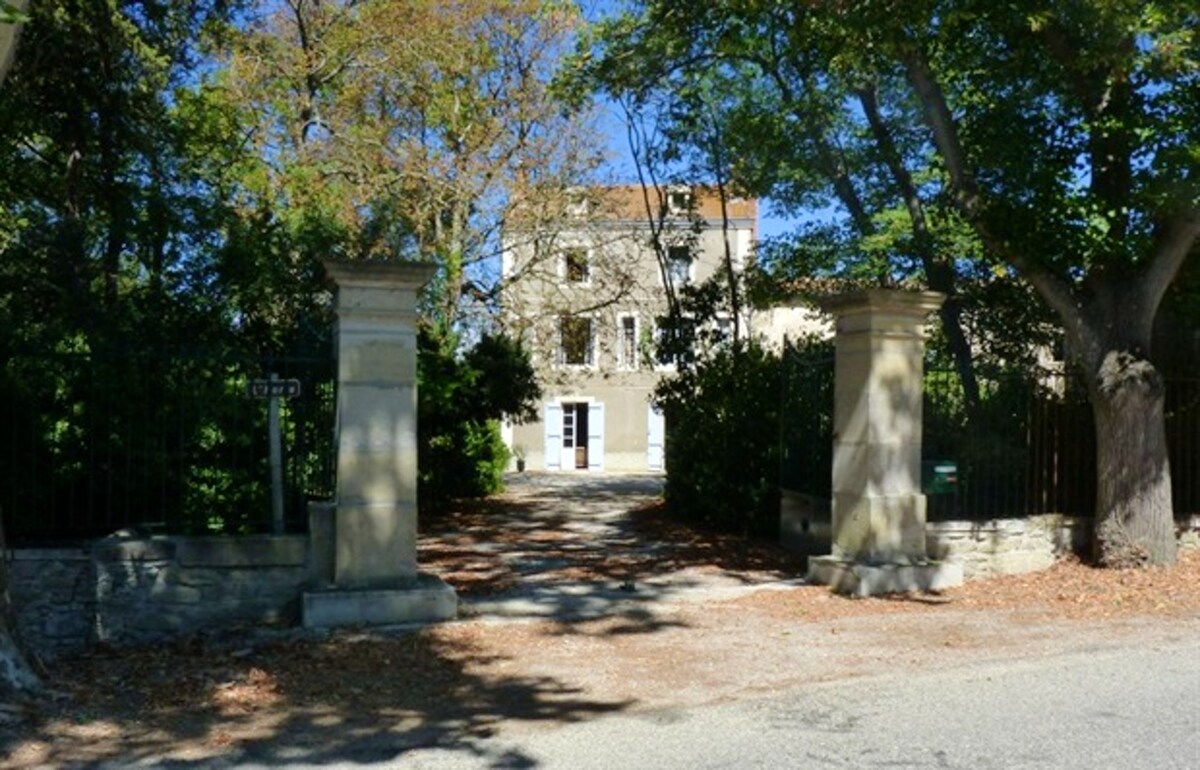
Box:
420 472 808 621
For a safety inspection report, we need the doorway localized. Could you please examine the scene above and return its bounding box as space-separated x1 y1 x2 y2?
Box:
563 402 589 469
543 400 604 471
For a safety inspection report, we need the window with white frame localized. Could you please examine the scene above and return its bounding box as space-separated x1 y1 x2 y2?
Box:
653 314 696 368
559 315 594 366
566 189 589 218
666 245 692 287
667 187 693 214
563 247 589 283
617 314 639 370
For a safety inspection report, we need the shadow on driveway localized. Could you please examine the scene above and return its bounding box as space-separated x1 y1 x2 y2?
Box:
421 472 807 627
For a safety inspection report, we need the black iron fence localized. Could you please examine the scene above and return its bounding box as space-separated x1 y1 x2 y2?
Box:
779 343 834 497
780 350 1200 521
1 348 335 542
1167 377 1200 517
921 367 1093 519
923 369 1199 520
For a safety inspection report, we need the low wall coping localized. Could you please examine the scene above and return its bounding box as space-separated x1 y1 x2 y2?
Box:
6 547 91 562
86 535 310 567
925 513 1088 535
92 538 176 562
175 535 308 567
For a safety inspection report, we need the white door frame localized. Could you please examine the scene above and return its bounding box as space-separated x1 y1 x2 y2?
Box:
647 404 665 472
544 397 603 472
544 402 563 470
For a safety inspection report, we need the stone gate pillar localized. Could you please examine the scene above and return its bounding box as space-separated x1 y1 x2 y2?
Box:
807 289 963 596
303 260 457 627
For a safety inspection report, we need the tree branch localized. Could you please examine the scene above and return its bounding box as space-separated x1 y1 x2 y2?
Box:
856 83 930 251
898 44 1083 334
1035 22 1135 243
1139 211 1200 318
857 82 981 410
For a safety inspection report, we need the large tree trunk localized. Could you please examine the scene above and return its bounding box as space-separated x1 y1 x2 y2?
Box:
1089 350 1177 567
900 30 1195 571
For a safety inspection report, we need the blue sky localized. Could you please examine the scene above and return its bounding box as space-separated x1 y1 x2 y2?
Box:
578 0 813 243
590 99 807 242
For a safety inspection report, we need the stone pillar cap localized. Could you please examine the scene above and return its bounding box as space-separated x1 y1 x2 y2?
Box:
818 288 945 317
323 259 438 290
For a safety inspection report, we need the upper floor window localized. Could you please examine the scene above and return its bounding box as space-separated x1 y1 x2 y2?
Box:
654 315 696 369
666 245 692 287
564 247 590 283
667 187 693 214
559 316 594 366
617 314 639 370
566 190 589 218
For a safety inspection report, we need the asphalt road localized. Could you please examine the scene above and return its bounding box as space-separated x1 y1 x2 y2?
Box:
326 635 1200 770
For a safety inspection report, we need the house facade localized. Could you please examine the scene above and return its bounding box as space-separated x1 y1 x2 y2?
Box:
500 185 758 473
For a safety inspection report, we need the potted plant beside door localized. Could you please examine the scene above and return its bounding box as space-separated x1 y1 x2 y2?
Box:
513 444 526 473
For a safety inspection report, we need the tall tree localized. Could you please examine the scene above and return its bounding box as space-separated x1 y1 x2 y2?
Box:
585 0 1199 567
220 0 604 328
0 0 242 695
576 2 990 409
0 0 254 692
0 0 33 698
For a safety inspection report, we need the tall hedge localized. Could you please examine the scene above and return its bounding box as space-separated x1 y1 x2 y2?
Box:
417 328 540 509
654 341 784 536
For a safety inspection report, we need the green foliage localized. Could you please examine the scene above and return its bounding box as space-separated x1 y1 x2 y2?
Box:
584 1 1198 564
461 333 543 424
0 346 335 539
0 0 589 540
417 327 540 509
0 0 349 539
582 0 1199 366
220 0 602 326
778 336 836 497
655 341 783 536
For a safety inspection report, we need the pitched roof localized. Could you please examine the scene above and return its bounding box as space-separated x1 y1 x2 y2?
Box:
506 184 758 231
589 184 758 223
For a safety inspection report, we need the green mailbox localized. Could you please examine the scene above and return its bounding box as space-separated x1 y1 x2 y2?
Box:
922 460 958 494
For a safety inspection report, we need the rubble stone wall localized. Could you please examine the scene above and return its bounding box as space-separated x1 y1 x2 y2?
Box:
8 535 310 659
781 492 1200 581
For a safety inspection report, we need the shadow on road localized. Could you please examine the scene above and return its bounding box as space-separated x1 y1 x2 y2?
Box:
7 629 632 768
5 473 802 767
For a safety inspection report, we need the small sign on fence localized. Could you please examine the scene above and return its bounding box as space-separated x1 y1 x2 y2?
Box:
247 378 301 398
247 374 300 535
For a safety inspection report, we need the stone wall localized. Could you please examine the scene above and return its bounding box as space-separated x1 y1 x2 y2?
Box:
781 493 1200 581
926 514 1200 579
925 515 1089 579
8 535 311 659
1179 514 1200 550
8 548 95 660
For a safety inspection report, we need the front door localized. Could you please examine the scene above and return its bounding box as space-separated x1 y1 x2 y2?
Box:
563 402 589 469
546 400 604 471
